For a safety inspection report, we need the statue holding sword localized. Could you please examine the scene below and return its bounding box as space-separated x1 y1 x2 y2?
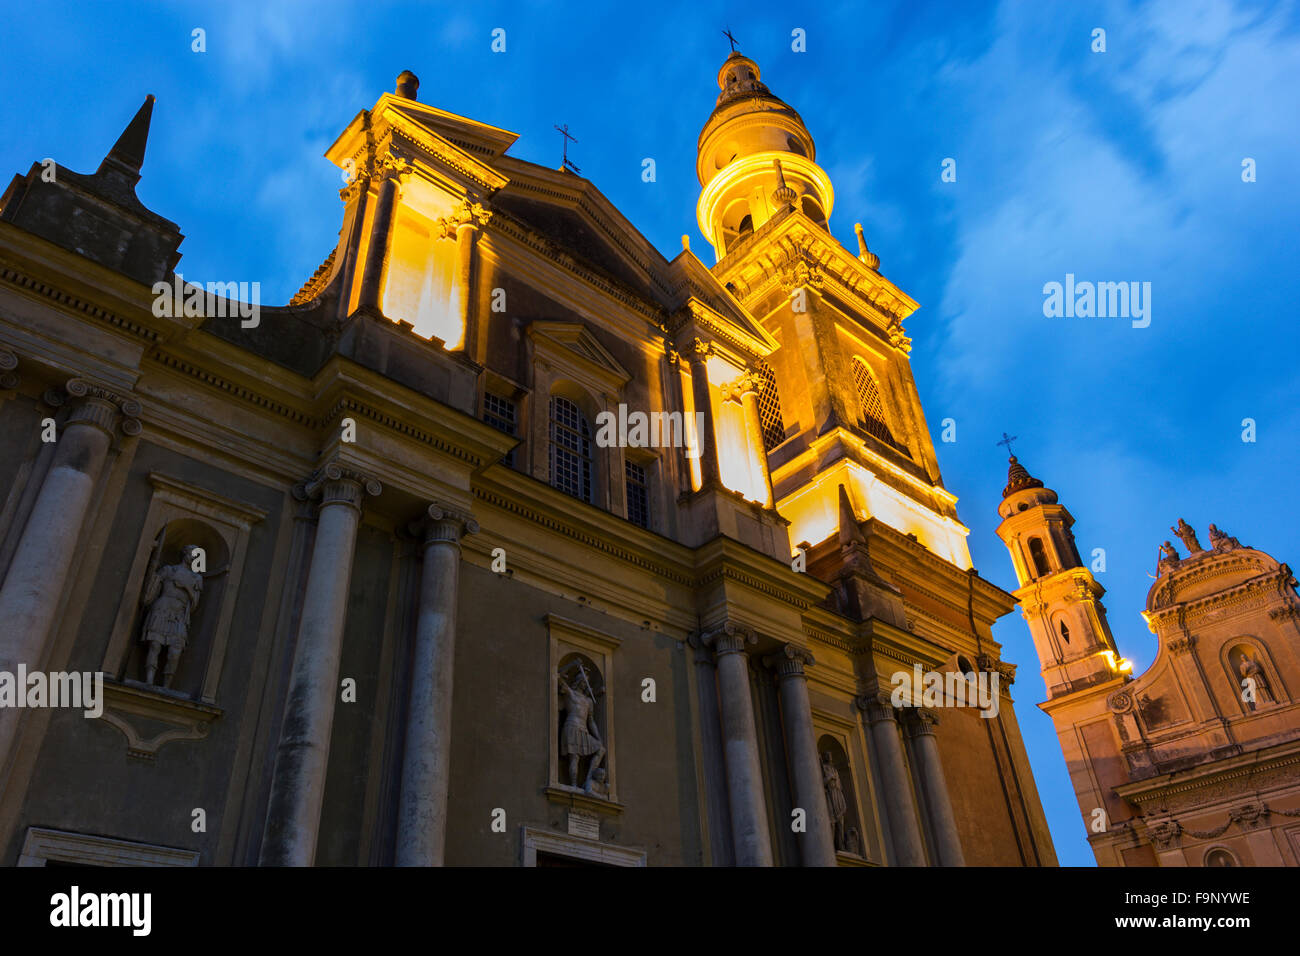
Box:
558 660 606 793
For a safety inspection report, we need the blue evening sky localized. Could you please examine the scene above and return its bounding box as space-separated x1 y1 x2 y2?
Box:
3 0 1297 867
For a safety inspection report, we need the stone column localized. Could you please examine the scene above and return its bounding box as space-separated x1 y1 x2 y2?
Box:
395 503 478 867
905 708 965 866
0 379 139 771
442 201 492 360
858 694 927 866
765 644 836 866
355 157 408 315
726 371 774 507
261 464 380 866
688 632 734 866
739 372 774 507
683 338 720 486
704 622 772 866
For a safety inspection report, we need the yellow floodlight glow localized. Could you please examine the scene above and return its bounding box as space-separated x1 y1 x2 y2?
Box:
696 151 836 257
1100 650 1134 674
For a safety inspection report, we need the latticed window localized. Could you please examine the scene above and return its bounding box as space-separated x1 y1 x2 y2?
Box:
625 460 649 529
755 361 785 451
851 357 897 446
483 392 517 467
549 395 592 502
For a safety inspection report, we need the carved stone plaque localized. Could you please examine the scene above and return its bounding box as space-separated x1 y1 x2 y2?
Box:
567 809 600 841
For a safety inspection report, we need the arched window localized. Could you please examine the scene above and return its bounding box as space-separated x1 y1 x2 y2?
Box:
737 214 754 238
549 395 592 502
801 195 826 225
755 361 785 450
1029 537 1051 577
850 358 897 446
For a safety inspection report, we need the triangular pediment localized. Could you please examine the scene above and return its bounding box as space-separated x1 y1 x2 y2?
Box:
528 320 631 390
381 96 519 159
325 96 512 194
666 248 778 360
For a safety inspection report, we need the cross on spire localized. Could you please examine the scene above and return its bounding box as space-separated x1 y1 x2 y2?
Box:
723 27 739 53
553 124 580 174
996 432 1018 456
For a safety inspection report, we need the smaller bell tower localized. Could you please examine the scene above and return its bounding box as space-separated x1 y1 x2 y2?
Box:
995 454 1128 699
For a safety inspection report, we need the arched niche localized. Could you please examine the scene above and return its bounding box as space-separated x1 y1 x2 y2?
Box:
1222 639 1284 713
818 734 863 856
556 651 608 794
100 472 266 707
123 518 231 699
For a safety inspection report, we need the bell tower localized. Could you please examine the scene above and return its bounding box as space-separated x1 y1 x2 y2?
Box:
696 51 835 262
995 454 1130 699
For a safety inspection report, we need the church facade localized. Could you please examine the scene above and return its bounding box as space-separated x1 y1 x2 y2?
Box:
0 54 1056 866
996 456 1300 865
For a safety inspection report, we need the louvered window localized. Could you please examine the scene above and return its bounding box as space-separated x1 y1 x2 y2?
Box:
851 358 897 446
755 361 785 451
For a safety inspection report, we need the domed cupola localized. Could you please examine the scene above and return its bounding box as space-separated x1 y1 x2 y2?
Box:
696 51 835 261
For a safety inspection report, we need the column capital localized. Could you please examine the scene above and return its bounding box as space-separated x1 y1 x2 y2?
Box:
903 707 942 737
0 348 18 390
295 461 382 513
410 502 479 548
436 198 493 239
763 643 815 680
976 652 1016 687
687 632 715 662
45 377 142 438
723 370 764 403
375 154 413 184
683 337 713 364
856 693 901 726
701 621 756 657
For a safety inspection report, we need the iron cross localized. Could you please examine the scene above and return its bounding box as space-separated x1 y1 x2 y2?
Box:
996 432 1018 455
553 124 580 174
723 28 739 53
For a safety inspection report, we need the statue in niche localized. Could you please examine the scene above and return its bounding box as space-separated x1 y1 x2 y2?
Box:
1209 524 1241 552
140 543 204 688
558 661 605 793
1171 519 1203 554
821 750 848 851
844 826 863 857
1238 651 1273 709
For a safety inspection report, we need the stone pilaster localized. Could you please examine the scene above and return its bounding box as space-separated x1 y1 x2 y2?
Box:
904 707 965 866
703 621 772 866
688 632 734 865
354 155 410 316
764 644 836 866
261 464 381 866
0 379 140 776
857 694 927 865
396 502 479 867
